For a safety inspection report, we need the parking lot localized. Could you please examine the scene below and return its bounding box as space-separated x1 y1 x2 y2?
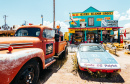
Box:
38 45 130 84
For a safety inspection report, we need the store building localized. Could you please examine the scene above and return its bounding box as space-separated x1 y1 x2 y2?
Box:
68 6 123 44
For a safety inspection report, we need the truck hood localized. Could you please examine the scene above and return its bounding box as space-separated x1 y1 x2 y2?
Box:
0 37 41 50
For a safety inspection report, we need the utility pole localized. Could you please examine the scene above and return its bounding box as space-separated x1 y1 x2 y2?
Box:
53 0 55 28
3 15 8 30
25 21 26 25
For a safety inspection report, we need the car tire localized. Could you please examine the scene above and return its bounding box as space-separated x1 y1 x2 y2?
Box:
11 59 40 84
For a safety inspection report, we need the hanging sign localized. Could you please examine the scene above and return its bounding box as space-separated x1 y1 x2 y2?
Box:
69 29 75 33
80 19 85 22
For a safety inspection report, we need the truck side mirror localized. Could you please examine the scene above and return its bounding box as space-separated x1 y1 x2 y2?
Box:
61 36 63 41
55 33 59 42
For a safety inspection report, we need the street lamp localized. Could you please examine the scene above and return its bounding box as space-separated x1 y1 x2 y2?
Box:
41 15 43 25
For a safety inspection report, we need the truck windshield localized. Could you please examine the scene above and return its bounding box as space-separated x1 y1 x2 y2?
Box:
15 28 40 37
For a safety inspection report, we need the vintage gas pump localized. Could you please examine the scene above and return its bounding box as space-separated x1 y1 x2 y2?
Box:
120 35 123 43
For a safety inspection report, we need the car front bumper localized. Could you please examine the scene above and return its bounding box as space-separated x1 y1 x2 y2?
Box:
78 64 121 73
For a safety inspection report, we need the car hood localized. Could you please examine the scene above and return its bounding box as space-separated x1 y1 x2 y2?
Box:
78 51 118 64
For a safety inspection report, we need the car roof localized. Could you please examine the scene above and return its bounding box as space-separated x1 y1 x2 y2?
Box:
79 43 101 46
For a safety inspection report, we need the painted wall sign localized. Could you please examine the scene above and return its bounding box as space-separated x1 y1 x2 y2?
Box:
69 27 114 31
106 28 112 30
105 17 111 20
97 17 111 21
81 29 87 31
80 19 85 22
46 43 53 55
69 29 75 33
71 12 113 16
98 28 105 30
97 18 102 21
75 29 80 31
88 28 97 31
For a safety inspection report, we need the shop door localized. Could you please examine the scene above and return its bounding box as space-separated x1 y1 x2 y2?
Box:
87 34 94 43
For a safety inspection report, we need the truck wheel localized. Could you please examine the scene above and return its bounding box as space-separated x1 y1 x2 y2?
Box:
11 59 40 84
62 47 68 58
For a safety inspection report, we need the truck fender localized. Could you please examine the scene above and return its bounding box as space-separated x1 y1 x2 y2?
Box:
0 48 45 84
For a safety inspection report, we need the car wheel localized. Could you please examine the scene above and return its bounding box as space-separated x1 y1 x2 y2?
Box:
11 59 40 84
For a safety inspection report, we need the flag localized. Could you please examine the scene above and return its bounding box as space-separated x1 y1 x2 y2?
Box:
124 29 126 37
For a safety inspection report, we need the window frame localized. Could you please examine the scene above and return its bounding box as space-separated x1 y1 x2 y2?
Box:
88 17 94 26
42 29 55 39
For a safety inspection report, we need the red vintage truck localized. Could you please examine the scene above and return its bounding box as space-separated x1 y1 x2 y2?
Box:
0 25 67 84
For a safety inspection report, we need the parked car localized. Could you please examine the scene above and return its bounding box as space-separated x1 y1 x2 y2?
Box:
77 43 121 73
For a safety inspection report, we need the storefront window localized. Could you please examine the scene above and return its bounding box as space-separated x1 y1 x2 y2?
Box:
88 18 94 26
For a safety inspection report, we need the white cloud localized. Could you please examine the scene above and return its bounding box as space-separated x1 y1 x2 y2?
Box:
124 23 130 28
114 11 120 20
127 8 130 18
119 8 130 21
119 15 128 21
43 21 69 34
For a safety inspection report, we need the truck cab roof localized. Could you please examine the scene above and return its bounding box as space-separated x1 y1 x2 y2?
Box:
19 25 53 30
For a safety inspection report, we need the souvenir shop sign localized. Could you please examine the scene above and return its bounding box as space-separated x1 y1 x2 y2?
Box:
72 12 113 16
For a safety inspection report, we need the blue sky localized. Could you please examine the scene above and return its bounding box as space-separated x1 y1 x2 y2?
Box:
0 0 130 33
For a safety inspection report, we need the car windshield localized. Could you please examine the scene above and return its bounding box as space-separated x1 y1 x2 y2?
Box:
80 45 105 52
15 28 40 37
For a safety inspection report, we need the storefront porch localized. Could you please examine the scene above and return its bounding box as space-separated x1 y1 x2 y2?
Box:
68 27 123 44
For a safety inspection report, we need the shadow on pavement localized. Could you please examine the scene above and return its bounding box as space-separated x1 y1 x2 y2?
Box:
78 70 125 83
37 57 68 84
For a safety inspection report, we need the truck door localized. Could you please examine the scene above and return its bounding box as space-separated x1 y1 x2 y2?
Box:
42 29 55 59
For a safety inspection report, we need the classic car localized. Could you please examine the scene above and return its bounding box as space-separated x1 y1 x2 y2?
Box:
77 43 121 73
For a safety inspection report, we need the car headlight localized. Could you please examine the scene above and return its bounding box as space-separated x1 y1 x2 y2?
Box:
81 59 89 63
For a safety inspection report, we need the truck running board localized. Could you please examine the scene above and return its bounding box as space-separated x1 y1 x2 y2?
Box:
45 57 56 68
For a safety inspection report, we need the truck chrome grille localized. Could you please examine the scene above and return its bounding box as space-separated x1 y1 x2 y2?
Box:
0 43 33 49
